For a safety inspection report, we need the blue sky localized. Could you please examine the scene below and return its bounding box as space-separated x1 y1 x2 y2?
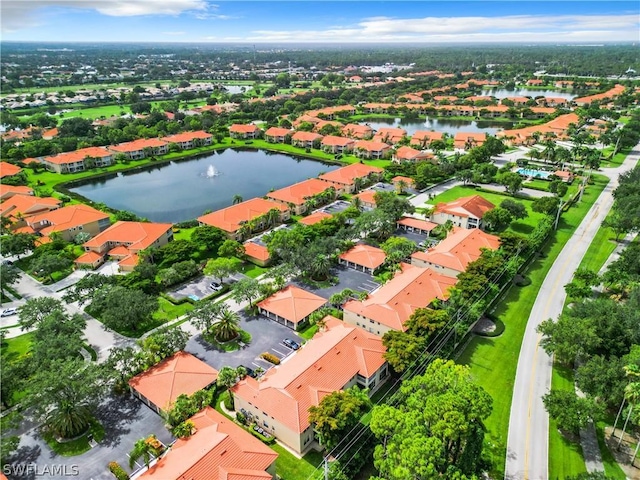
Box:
2 1 639 43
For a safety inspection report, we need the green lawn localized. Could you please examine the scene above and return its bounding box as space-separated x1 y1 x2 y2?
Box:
240 262 268 279
458 174 610 477
600 147 632 168
548 364 587 478
298 324 319 340
577 213 617 272
271 444 324 480
152 297 194 323
41 419 105 457
0 332 33 362
171 227 196 242
595 418 628 479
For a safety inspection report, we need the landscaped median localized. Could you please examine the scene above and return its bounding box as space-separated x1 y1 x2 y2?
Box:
457 173 610 478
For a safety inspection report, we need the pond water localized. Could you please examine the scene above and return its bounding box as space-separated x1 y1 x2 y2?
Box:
362 117 512 136
70 149 337 223
481 88 575 99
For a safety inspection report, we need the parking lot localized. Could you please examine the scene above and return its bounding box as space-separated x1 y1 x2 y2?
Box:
291 265 380 300
393 228 433 246
317 199 352 215
185 310 304 372
167 272 244 301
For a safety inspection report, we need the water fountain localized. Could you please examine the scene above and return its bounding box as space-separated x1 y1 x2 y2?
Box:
204 165 220 178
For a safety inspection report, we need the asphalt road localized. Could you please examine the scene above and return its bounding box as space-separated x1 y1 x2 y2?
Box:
504 145 640 480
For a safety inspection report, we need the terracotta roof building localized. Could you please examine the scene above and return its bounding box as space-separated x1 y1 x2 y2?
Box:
198 198 289 240
109 138 169 160
257 285 328 330
162 130 213 149
42 146 113 174
0 162 22 179
298 211 332 226
339 244 386 274
320 135 356 154
232 317 389 454
393 146 434 163
129 351 219 413
0 194 62 226
431 195 495 230
454 132 487 150
25 204 111 242
410 131 444 148
264 127 292 143
229 124 261 139
353 140 391 159
318 163 383 193
343 263 457 336
266 178 338 215
0 185 33 201
138 407 277 480
411 228 500 277
396 216 438 235
243 241 271 267
79 221 173 272
353 189 378 209
341 123 373 139
291 131 323 148
372 127 407 145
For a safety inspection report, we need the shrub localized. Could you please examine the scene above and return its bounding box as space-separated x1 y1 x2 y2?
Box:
108 461 130 480
260 352 280 365
223 392 235 411
236 412 247 425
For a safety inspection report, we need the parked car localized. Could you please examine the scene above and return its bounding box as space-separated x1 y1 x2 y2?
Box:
239 365 257 378
209 282 223 292
283 338 300 350
1 308 18 317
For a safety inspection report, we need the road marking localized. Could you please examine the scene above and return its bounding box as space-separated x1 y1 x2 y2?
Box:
272 348 286 356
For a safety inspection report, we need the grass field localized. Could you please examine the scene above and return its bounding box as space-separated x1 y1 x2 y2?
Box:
595 417 629 479
271 444 324 480
548 364 587 478
458 174 610 477
0 332 33 361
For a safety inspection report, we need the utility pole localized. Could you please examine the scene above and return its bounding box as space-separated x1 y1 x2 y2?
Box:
554 198 564 230
324 457 329 480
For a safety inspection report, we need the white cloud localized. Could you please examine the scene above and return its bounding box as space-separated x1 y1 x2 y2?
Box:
162 31 186 35
242 14 640 43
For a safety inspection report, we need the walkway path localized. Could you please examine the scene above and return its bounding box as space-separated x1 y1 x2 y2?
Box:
504 144 639 480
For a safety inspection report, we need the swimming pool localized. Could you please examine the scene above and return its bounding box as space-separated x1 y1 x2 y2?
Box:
516 168 551 179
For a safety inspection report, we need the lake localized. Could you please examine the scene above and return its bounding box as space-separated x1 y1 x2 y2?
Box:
481 88 575 99
363 117 512 136
70 149 337 223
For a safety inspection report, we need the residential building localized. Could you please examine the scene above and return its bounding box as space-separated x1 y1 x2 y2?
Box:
162 130 213 149
298 211 332 226
341 123 373 139
391 175 415 192
1 194 62 227
353 189 378 209
343 263 457 336
339 244 386 274
129 351 218 414
396 216 438 236
0 185 33 201
229 124 261 139
392 146 434 163
411 228 501 277
266 178 337 215
574 84 626 106
0 162 22 179
320 135 355 154
431 195 495 229
453 132 487 150
77 221 173 271
25 204 110 242
109 138 169 160
137 406 278 480
42 146 113 174
243 241 271 267
197 198 289 241
257 285 327 330
353 140 391 159
410 131 444 148
372 127 407 144
291 131 323 148
264 127 292 143
318 163 383 194
361 103 393 114
232 317 388 454
553 170 575 183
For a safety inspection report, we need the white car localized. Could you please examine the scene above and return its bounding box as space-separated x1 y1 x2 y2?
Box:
1 308 18 317
209 282 223 292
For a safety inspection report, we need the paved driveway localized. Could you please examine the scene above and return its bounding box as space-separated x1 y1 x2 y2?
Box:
167 273 245 302
5 395 173 480
185 311 303 372
291 266 379 300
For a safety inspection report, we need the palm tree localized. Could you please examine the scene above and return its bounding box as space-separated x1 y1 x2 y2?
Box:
266 208 281 227
46 399 93 439
617 381 640 449
236 222 252 241
351 196 362 211
396 179 408 194
309 254 332 281
212 307 241 342
232 194 243 205
129 438 154 469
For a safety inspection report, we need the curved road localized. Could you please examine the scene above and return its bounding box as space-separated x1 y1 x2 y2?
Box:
505 145 640 480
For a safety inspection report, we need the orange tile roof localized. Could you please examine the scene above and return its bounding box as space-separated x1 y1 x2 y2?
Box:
109 138 168 153
229 124 260 134
162 130 212 143
530 107 556 115
264 127 292 137
0 185 33 199
83 221 172 252
298 211 332 226
129 351 218 411
411 131 444 143
453 132 487 145
354 189 378 206
257 285 327 324
267 178 337 206
108 245 131 257
291 131 323 142
354 140 391 152
13 225 36 234
26 204 109 236
140 407 277 480
411 228 500 273
394 146 432 161
372 127 407 143
434 195 495 219
339 244 386 270
45 146 112 165
397 216 438 231
321 135 355 147
232 317 386 434
118 253 140 268
198 198 287 233
42 127 59 138
341 124 373 138
318 163 383 186
392 176 414 186
0 194 61 218
343 263 457 331
75 251 104 265
553 170 574 179
0 162 22 178
243 242 270 262
574 84 626 104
